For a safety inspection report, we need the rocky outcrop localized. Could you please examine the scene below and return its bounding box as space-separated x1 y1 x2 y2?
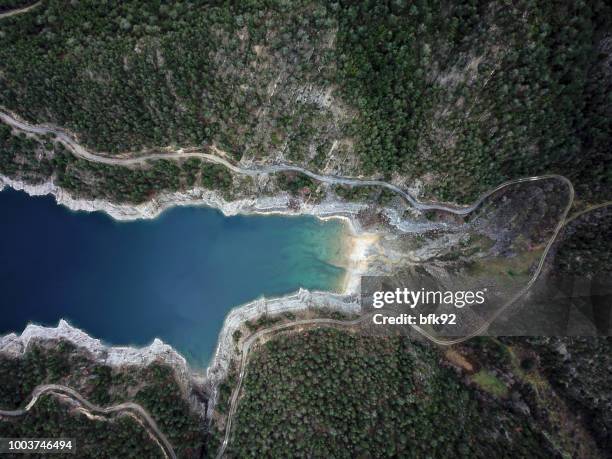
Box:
0 319 185 369
206 289 360 389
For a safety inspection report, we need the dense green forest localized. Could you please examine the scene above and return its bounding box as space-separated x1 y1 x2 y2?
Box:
223 328 552 457
0 340 206 458
0 124 54 182
554 207 612 276
0 0 337 158
333 0 612 202
1 0 610 204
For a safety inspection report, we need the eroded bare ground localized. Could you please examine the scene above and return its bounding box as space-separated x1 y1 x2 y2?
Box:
498 205 612 337
358 178 572 338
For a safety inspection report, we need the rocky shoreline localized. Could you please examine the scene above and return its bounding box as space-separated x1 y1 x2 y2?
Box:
0 173 379 414
0 174 360 222
205 289 360 410
0 318 210 422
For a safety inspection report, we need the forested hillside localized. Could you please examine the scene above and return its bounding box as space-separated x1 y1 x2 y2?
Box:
1 0 610 202
0 340 206 458
218 328 554 457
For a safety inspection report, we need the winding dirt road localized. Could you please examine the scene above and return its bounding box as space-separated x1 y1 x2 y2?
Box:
0 109 564 215
2 108 607 458
215 316 369 458
0 384 176 459
0 1 40 19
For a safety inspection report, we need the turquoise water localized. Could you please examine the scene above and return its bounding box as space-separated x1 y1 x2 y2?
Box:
0 189 346 366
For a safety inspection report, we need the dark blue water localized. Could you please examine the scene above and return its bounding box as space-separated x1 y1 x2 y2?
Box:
0 189 346 366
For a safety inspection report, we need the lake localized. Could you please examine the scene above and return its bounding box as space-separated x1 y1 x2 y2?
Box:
0 189 347 366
